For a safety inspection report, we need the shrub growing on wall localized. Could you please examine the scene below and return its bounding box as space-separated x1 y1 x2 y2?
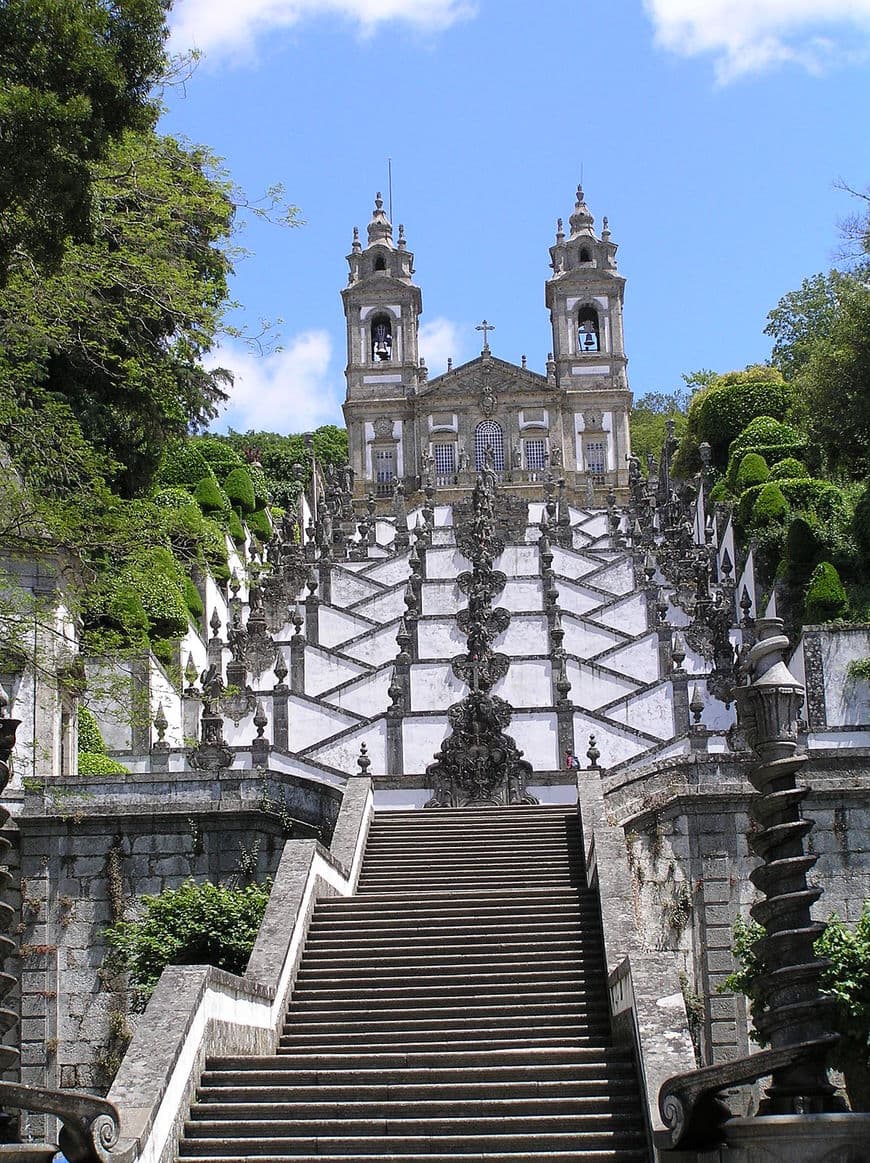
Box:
105 878 272 1008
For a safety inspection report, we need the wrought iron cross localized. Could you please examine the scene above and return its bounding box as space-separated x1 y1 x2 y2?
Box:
476 319 495 349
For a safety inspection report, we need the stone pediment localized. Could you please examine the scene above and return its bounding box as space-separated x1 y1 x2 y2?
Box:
419 355 550 404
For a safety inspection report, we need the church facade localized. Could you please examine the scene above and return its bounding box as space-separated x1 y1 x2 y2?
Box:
341 187 633 503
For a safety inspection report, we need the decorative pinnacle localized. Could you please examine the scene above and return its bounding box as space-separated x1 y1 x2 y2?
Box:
367 191 393 247
587 734 600 769
253 699 268 739
356 741 371 777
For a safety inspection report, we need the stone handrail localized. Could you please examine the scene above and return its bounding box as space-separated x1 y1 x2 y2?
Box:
0 1081 120 1162
103 776 373 1163
574 770 696 1148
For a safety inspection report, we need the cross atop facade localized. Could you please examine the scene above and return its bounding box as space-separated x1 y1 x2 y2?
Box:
476 319 495 350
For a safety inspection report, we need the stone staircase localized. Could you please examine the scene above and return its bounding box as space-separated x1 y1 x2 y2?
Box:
176 805 650 1161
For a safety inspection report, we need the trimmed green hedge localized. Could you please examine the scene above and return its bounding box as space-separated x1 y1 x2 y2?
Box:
78 707 106 754
193 437 245 477
246 508 272 540
769 457 809 481
805 561 848 624
193 475 230 517
735 453 769 491
223 467 256 515
183 576 204 620
79 751 129 776
154 442 214 490
228 509 246 546
752 483 787 525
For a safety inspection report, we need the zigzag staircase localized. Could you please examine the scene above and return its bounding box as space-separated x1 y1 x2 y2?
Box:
176 805 650 1161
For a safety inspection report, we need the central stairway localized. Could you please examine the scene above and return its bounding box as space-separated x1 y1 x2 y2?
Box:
177 806 650 1161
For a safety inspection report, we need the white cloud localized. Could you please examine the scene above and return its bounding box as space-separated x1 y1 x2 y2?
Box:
418 317 467 375
644 0 870 80
170 0 475 57
209 331 345 434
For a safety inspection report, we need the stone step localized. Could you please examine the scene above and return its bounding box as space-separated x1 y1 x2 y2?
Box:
183 1113 643 1138
177 1129 646 1156
305 919 597 940
177 1151 648 1163
302 935 603 954
290 981 602 1003
195 1082 640 1104
283 1003 609 1031
299 948 598 970
188 1096 639 1120
278 1031 611 1053
292 972 596 995
317 889 590 911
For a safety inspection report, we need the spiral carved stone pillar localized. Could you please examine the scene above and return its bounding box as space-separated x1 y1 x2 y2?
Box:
735 617 842 1114
0 705 21 1140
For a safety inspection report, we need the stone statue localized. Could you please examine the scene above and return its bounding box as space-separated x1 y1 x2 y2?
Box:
550 445 562 468
458 446 469 472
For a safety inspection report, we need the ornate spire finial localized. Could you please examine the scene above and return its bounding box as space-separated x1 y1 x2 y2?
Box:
356 741 371 777
367 190 393 247
569 183 594 237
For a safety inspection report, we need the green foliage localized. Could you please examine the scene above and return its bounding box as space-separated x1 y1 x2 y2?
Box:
155 444 215 491
192 436 245 478
217 426 348 509
104 878 272 1007
0 128 235 492
805 561 848 624
730 416 803 459
735 453 769 492
78 750 128 776
769 458 809 481
0 0 171 280
751 483 787 526
246 507 272 541
787 516 822 566
78 707 106 755
227 509 245 546
766 270 854 381
628 390 690 469
672 366 794 477
854 483 870 567
223 466 256 515
182 576 204 620
119 547 189 640
193 475 230 517
847 659 870 681
723 908 870 1110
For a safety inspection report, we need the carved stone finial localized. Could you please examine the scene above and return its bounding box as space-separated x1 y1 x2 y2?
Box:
273 650 288 689
184 652 199 694
356 741 371 777
586 734 600 769
253 700 268 739
209 608 221 639
153 702 168 743
689 685 704 725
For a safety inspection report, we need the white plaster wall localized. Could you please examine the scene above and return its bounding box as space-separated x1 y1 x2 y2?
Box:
561 616 625 661
341 623 403 667
403 716 450 772
352 588 408 623
550 546 598 581
495 615 548 656
288 697 362 752
557 581 602 617
318 607 376 649
308 717 387 776
570 509 608 535
530 783 578 805
426 548 469 579
431 528 455 547
85 660 134 752
496 546 539 578
820 628 870 727
204 574 230 630
410 663 465 711
499 579 543 612
374 520 395 548
511 711 559 770
598 634 661 684
331 569 384 607
701 698 736 731
417 619 465 661
603 684 675 741
304 648 367 697
593 592 648 635
421 581 462 616
587 557 635 597
375 788 432 809
571 712 649 767
364 556 411 587
223 708 257 747
322 667 392 717
567 660 640 711
493 659 551 708
148 660 184 748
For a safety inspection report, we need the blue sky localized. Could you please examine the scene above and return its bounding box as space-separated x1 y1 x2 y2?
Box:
159 0 870 434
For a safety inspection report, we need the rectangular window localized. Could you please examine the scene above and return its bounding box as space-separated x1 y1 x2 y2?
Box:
584 439 606 480
374 448 395 495
524 438 547 471
433 444 455 476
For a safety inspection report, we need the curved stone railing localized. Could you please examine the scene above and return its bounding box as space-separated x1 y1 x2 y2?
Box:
102 776 373 1163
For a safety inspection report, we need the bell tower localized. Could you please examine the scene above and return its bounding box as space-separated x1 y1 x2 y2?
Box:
545 186 632 493
342 194 423 494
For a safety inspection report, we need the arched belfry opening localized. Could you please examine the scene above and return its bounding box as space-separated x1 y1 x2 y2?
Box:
371 314 393 362
577 305 600 353
474 421 505 472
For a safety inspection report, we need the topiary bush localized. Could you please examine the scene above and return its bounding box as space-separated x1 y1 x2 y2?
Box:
227 509 246 546
735 453 770 492
120 548 190 640
193 475 231 518
248 462 270 510
751 482 787 526
769 457 809 481
183 576 204 620
805 561 848 624
193 436 245 478
786 515 822 566
223 467 256 515
105 878 272 1009
78 751 129 776
78 707 106 755
154 442 214 491
152 487 198 510
246 508 272 541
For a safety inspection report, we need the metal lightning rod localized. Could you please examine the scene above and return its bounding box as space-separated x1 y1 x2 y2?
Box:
388 158 393 223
